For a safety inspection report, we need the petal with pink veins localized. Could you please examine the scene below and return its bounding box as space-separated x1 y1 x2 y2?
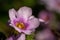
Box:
27 17 40 30
17 6 32 21
9 8 17 23
22 29 34 35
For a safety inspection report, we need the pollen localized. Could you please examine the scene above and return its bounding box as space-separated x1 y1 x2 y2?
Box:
16 22 25 29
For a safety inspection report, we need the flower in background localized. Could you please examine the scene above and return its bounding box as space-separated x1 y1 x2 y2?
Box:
38 10 56 29
35 29 56 40
38 10 53 24
8 6 39 40
36 10 56 40
40 0 60 13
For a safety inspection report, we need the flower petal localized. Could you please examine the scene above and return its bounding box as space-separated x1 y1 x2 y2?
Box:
6 37 13 40
10 24 33 35
39 19 45 22
9 8 17 22
17 33 25 40
17 6 32 21
35 29 55 40
9 24 22 33
27 17 40 29
28 16 35 20
38 11 50 21
22 30 33 35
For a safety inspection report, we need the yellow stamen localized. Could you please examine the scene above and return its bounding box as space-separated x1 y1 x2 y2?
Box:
16 22 25 29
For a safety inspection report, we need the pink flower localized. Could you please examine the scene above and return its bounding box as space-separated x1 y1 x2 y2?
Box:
8 6 40 40
38 10 53 24
35 29 55 40
40 0 60 13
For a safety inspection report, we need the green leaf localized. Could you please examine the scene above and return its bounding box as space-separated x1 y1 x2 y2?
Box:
26 32 35 40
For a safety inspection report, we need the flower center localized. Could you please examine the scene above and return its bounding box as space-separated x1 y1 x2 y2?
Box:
15 22 25 29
